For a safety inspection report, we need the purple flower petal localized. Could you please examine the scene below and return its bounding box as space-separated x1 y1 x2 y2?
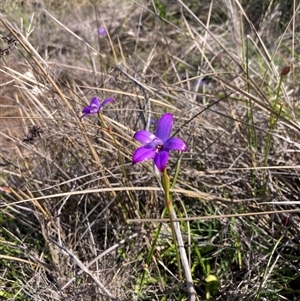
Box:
80 105 94 119
90 97 101 110
134 130 156 144
101 97 114 108
80 114 87 119
132 145 156 164
163 137 187 151
156 113 173 142
82 106 91 114
154 150 169 172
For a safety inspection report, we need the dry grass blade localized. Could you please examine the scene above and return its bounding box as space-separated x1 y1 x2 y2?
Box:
0 1 300 300
49 238 115 299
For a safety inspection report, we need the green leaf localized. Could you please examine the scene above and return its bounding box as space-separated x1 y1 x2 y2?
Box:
205 274 220 294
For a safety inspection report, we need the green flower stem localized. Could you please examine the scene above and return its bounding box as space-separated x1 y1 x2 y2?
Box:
263 76 284 193
171 155 182 189
162 169 196 301
161 169 181 277
264 76 283 166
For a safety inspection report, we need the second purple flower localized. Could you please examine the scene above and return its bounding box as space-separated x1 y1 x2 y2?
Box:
80 96 114 119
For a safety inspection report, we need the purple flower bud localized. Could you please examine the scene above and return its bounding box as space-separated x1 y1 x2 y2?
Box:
98 27 107 36
150 118 157 125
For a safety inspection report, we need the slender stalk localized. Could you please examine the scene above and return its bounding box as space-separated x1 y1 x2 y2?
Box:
263 76 283 166
245 36 258 182
98 112 124 169
262 76 283 193
161 170 182 278
98 112 136 205
171 155 182 189
254 236 283 301
162 170 196 301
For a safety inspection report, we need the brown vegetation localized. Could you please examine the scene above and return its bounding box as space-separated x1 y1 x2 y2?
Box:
0 0 300 300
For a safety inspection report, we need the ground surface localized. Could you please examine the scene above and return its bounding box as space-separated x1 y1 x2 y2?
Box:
0 1 300 300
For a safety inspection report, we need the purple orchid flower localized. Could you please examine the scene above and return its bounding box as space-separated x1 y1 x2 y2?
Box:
80 96 114 119
132 113 187 172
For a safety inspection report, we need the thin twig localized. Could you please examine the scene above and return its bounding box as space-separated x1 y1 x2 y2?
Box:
49 238 116 299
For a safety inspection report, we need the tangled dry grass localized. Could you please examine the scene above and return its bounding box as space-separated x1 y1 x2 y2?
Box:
0 0 300 300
